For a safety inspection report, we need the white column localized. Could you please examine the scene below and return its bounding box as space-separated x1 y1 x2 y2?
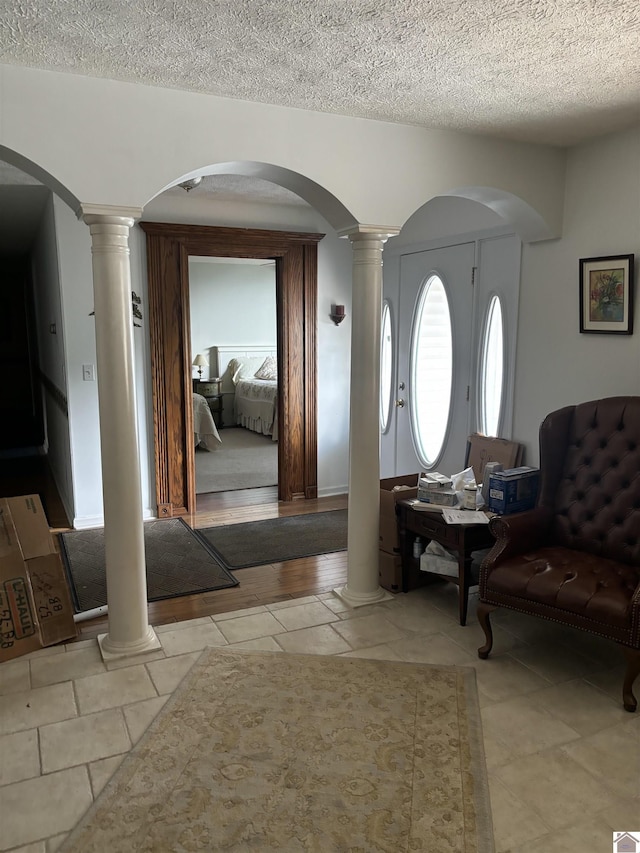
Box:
336 225 399 607
82 205 161 660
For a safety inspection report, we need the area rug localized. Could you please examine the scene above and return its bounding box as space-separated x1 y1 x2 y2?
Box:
196 508 348 569
195 427 278 494
59 648 494 852
59 518 238 613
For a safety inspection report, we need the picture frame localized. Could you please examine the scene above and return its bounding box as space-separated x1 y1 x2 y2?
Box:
579 254 635 335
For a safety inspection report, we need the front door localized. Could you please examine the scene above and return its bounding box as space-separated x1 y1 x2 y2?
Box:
395 242 476 477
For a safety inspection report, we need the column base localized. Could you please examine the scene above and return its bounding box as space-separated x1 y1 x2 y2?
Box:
97 627 162 661
333 585 395 608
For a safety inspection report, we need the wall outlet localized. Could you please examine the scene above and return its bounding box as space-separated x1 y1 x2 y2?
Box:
82 364 95 382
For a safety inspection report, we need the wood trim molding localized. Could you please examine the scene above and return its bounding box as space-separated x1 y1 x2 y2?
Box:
140 222 324 515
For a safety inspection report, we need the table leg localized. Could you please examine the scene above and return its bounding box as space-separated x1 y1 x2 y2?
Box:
458 552 472 626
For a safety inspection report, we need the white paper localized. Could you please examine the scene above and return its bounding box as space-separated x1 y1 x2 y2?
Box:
441 509 490 525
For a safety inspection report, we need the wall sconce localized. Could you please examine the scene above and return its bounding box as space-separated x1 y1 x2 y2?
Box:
330 304 346 325
192 353 208 379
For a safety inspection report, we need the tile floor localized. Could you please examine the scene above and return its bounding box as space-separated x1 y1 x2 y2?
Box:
0 585 638 852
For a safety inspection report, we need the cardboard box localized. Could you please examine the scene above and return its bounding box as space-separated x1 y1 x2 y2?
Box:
465 434 523 483
0 495 77 662
379 550 403 593
488 467 540 515
379 474 419 553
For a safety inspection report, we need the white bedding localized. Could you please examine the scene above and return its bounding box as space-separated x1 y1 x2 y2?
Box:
234 378 278 440
193 393 221 451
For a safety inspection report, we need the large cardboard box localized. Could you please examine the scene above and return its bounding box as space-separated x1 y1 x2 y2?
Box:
0 495 77 662
465 434 523 483
379 474 419 553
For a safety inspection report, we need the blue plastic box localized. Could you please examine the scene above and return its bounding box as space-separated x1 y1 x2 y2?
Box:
488 467 540 515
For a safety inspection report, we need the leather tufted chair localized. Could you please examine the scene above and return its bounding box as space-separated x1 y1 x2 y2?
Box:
477 397 640 711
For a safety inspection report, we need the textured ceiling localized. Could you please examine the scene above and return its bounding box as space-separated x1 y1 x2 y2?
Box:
1 1 639 146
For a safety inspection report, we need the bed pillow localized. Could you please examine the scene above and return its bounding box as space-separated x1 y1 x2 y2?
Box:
228 356 269 385
254 355 278 381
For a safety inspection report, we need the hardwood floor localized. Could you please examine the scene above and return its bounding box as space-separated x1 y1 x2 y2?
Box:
84 487 348 640
1 459 348 642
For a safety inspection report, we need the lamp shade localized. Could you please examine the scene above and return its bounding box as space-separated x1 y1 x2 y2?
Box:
192 354 208 368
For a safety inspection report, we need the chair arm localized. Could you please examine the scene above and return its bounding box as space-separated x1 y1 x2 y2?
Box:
483 507 554 569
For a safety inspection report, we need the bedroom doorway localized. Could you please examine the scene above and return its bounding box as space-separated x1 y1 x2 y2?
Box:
141 222 324 515
189 256 278 495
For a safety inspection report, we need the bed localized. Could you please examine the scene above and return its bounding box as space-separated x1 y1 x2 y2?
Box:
193 392 221 451
212 345 278 441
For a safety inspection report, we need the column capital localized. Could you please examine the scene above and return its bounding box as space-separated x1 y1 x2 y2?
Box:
80 203 143 227
337 224 401 242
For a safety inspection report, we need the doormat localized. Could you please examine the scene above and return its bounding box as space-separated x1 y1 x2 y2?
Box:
196 508 348 569
59 648 494 852
59 518 238 613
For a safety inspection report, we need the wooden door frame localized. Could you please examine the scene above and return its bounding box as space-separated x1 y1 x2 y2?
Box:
140 222 324 516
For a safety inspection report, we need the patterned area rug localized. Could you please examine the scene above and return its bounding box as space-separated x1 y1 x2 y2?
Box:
197 509 348 569
59 649 494 852
59 519 238 612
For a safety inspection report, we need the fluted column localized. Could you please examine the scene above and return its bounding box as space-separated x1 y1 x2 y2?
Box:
82 205 161 660
336 225 399 607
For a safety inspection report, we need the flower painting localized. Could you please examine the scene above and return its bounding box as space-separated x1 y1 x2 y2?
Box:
589 266 625 322
580 254 634 335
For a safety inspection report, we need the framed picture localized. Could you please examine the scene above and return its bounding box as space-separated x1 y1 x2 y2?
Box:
580 254 635 335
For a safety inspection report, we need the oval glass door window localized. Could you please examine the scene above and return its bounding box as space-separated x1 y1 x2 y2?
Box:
410 275 453 466
380 301 393 432
479 294 504 436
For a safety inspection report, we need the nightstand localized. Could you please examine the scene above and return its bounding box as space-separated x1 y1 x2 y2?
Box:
193 381 224 429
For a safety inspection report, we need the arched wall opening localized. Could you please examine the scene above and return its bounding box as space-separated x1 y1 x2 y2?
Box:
0 145 81 215
380 190 536 479
0 147 85 528
140 161 359 512
394 185 554 247
150 161 359 235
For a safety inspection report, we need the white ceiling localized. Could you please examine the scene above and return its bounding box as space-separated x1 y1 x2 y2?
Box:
1 0 639 147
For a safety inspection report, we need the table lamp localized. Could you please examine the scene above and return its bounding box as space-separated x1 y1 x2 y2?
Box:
192 353 208 379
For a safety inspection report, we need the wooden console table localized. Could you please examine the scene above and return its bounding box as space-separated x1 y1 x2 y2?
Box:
396 500 496 626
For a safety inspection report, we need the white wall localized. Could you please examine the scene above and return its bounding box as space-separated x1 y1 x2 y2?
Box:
188 260 277 375
514 126 640 463
0 64 566 237
51 196 104 526
30 194 74 517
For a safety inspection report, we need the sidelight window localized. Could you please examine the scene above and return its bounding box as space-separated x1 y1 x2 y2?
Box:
478 294 504 436
380 300 394 432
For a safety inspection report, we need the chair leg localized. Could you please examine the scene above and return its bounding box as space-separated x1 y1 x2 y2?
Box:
477 603 497 659
620 645 640 713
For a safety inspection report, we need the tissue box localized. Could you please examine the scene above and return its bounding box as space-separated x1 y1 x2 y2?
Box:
420 542 458 577
488 467 540 515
